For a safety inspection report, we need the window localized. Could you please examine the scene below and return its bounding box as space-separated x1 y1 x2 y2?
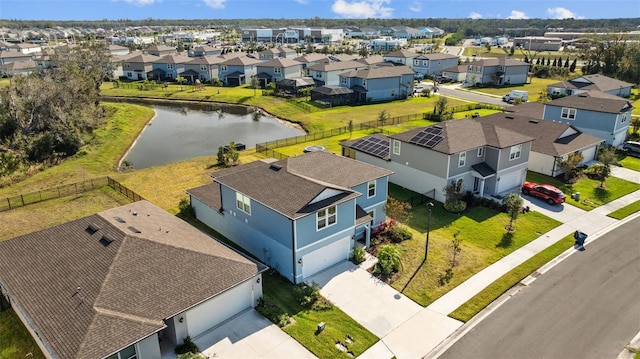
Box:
106 344 137 359
167 63 174 70
220 65 227 72
561 107 576 120
362 79 366 87
126 72 132 78
621 112 628 123
414 59 419 66
393 140 401 155
509 144 522 160
317 206 337 230
367 180 376 198
200 65 208 71
124 62 130 68
477 147 484 157
274 67 282 74
458 152 466 167
236 192 251 214
341 76 347 84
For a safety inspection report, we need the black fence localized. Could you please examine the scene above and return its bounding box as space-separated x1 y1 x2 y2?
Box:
0 176 144 212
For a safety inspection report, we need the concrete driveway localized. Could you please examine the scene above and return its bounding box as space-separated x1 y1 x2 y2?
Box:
193 310 316 359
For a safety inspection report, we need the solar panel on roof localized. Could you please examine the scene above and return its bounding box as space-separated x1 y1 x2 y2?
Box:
408 127 443 149
350 137 389 159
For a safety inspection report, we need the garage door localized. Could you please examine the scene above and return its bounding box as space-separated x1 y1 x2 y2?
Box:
186 279 253 337
580 147 597 164
302 236 350 279
497 170 522 193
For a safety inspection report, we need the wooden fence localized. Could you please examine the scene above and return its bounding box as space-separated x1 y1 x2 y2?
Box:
0 177 144 212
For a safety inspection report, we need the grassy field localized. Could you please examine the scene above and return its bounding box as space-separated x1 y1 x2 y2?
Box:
464 77 560 102
462 47 571 60
449 233 576 322
607 200 640 220
526 172 640 211
618 153 640 172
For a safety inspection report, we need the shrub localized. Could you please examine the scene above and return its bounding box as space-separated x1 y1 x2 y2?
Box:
376 245 401 275
387 224 413 243
256 297 291 327
294 282 320 308
351 246 367 264
175 336 199 355
444 199 467 213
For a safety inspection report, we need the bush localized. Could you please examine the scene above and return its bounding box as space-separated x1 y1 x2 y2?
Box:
376 245 401 275
175 336 199 355
387 224 413 243
256 297 291 327
294 282 320 308
443 200 467 213
351 246 366 264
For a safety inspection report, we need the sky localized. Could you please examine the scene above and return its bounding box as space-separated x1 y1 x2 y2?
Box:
1 0 639 21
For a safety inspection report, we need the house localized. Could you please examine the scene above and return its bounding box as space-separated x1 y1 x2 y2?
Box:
341 119 534 202
0 50 33 65
513 36 562 51
0 200 267 359
465 58 529 86
217 55 262 86
338 65 414 102
388 26 424 39
107 44 130 56
293 52 330 76
307 60 366 86
257 46 297 60
541 91 634 147
255 57 304 87
144 44 176 56
149 53 191 81
184 55 224 83
547 74 633 99
441 64 467 82
189 45 222 57
8 42 42 54
0 59 37 77
121 51 159 80
356 54 385 66
412 53 459 77
382 49 420 69
187 151 394 284
477 111 604 177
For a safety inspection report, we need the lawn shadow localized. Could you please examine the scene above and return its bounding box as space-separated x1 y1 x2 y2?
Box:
496 231 514 248
236 96 252 104
400 260 425 293
592 185 611 203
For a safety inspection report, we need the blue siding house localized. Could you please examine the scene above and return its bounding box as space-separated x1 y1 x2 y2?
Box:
547 74 633 99
339 65 414 103
187 151 393 284
542 91 634 147
218 55 262 86
412 53 459 77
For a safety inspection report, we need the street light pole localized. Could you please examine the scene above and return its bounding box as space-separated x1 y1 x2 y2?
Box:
424 202 435 262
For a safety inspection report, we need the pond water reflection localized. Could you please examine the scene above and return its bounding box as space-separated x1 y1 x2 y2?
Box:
123 103 303 169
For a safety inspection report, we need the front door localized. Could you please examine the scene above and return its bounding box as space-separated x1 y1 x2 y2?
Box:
473 177 480 193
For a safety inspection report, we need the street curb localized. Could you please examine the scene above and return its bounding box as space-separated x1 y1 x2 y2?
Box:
425 210 640 359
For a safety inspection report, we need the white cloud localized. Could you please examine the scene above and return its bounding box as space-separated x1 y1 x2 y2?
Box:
409 1 422 12
507 10 528 19
293 0 309 4
331 0 394 18
547 7 580 19
122 0 158 6
202 0 226 9
468 12 483 19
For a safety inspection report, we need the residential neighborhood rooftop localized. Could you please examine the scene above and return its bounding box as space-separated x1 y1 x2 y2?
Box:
547 90 634 114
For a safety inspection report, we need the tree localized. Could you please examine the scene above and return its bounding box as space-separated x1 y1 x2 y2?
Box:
595 146 618 187
376 245 401 275
630 116 640 135
175 76 186 91
504 193 524 231
435 96 448 116
485 42 491 52
250 75 260 96
559 152 584 182
378 109 390 127
442 179 466 213
570 58 577 72
217 141 241 167
449 231 463 268
384 197 412 223
564 57 570 68
348 119 354 138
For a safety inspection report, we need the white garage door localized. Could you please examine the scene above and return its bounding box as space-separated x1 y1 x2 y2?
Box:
580 146 597 164
302 236 350 279
498 170 522 193
186 280 253 337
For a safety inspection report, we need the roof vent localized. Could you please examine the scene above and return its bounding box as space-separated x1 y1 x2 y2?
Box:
505 116 514 120
113 216 126 223
100 234 115 247
86 223 100 234
269 163 283 171
127 226 142 234
578 93 587 97
529 120 539 124
433 125 443 129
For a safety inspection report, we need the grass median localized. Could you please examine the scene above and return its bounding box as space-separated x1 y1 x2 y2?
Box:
607 200 640 220
449 233 576 322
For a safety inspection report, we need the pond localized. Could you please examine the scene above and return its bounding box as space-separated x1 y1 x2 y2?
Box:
122 103 304 169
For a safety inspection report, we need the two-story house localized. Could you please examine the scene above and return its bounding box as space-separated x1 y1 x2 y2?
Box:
412 53 459 77
255 57 304 87
184 55 224 83
338 65 414 102
187 151 394 284
293 53 330 76
121 51 159 80
149 53 191 81
257 46 297 60
541 91 634 147
144 44 176 56
189 45 222 57
217 55 262 86
465 58 529 86
341 120 533 202
307 60 366 86
382 49 420 70
547 74 633 99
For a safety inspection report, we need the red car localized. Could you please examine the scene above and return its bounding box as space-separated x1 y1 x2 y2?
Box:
521 182 566 205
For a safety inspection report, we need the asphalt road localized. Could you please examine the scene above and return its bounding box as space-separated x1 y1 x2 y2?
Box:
439 219 640 359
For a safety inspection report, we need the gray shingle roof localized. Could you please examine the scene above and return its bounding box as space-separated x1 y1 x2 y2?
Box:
391 119 533 154
220 56 262 66
548 74 633 92
210 152 393 219
477 113 604 156
546 91 633 114
307 60 364 72
257 57 302 68
340 65 414 79
0 201 265 359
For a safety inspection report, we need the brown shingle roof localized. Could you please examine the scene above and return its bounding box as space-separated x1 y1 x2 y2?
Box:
0 201 265 359
546 91 633 114
391 119 533 154
340 65 414 79
504 102 545 118
384 49 418 58
548 74 633 92
152 53 191 64
293 53 330 64
221 56 262 66
257 57 303 68
418 53 458 61
307 60 364 72
477 113 604 156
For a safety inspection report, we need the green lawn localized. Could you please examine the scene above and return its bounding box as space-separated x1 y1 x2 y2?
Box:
0 307 46 359
384 190 561 306
607 200 640 220
526 172 640 211
465 77 559 102
449 233 576 322
462 47 569 60
262 274 378 358
618 153 640 172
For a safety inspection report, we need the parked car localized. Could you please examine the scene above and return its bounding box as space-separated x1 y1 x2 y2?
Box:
521 182 566 205
413 85 425 94
502 90 529 103
622 141 640 156
414 72 425 80
435 75 452 84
